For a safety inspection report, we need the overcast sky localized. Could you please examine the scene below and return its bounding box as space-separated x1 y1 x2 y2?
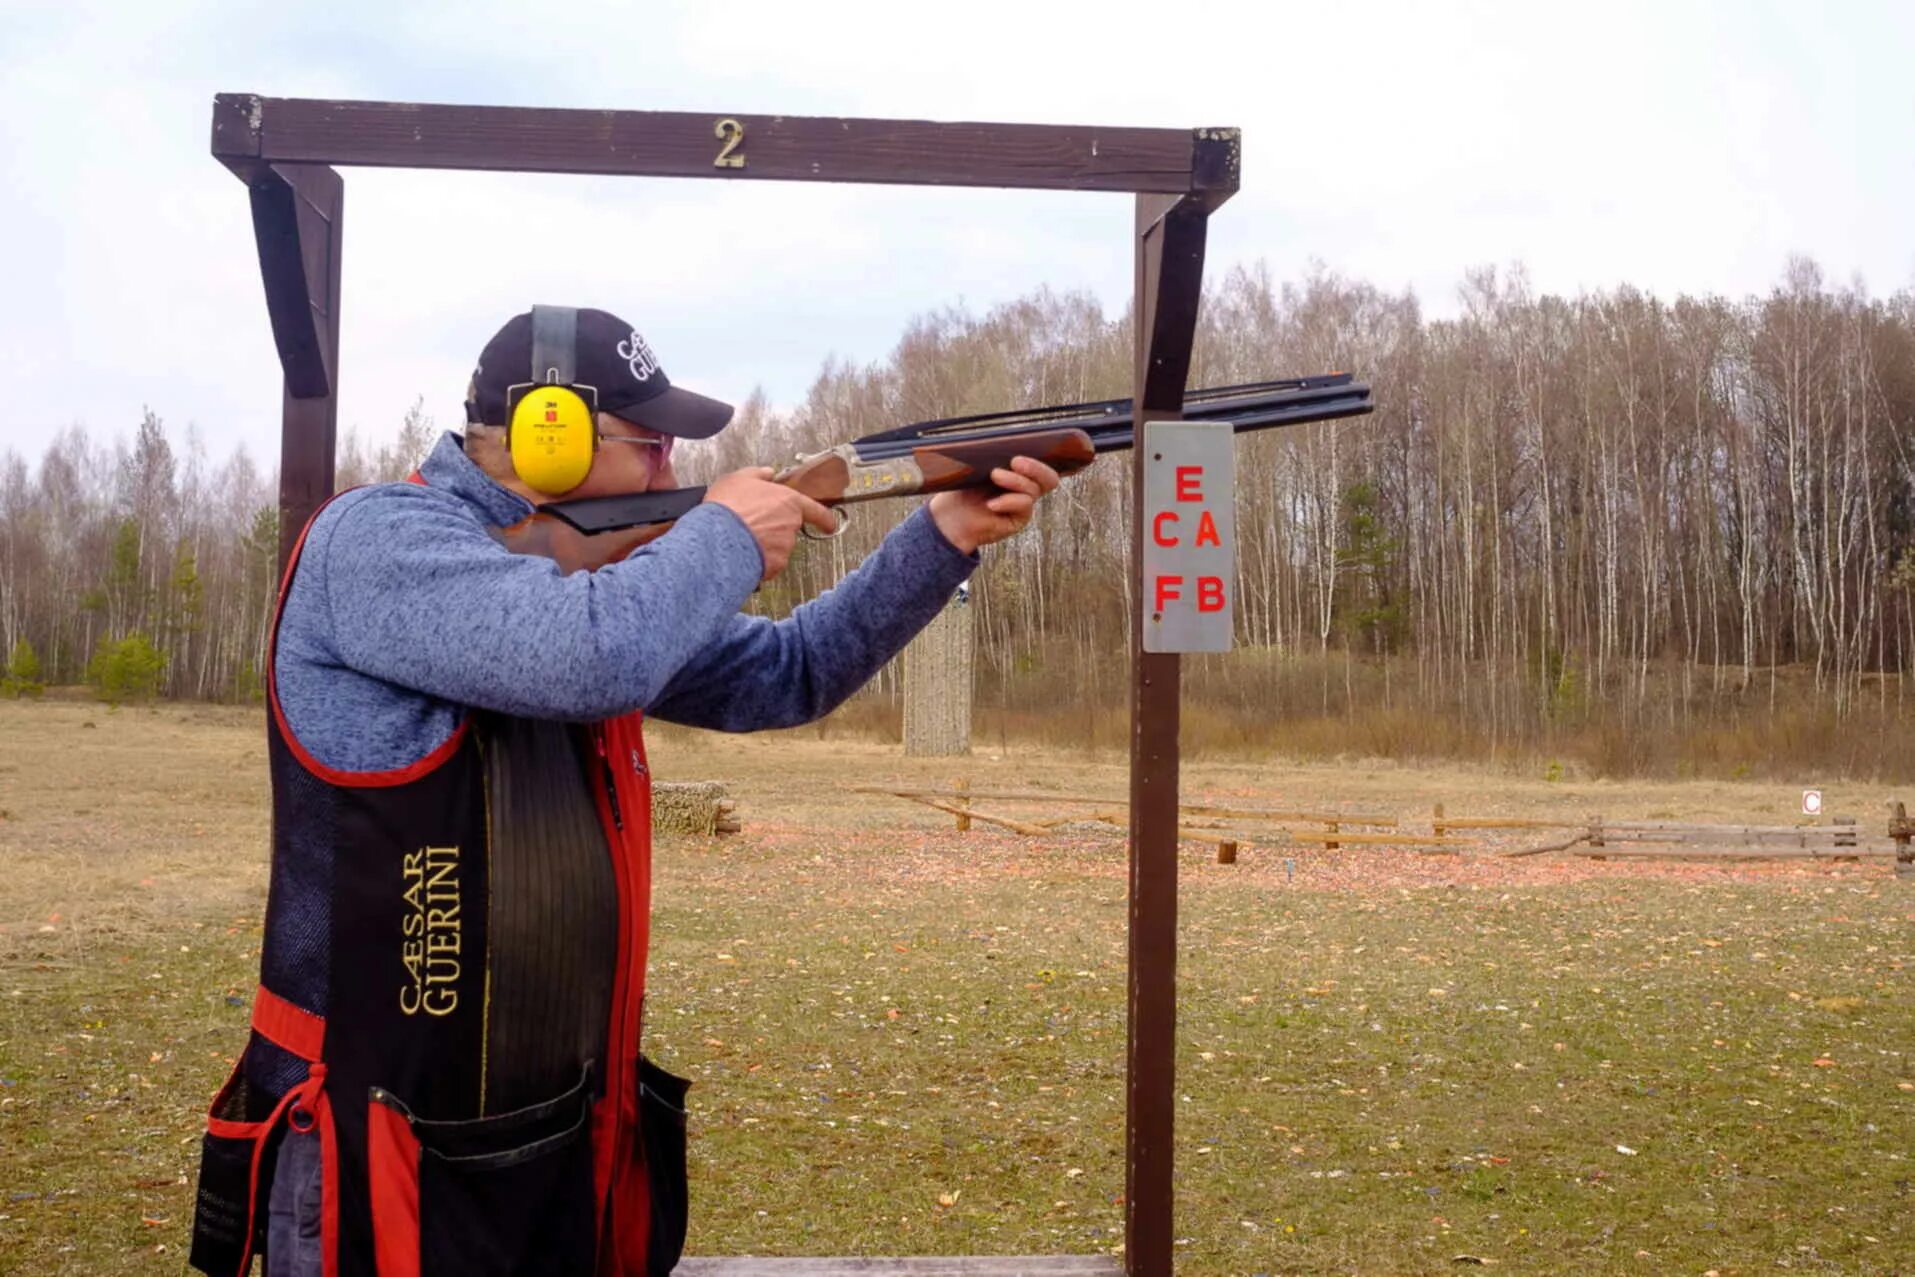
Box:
1 0 1909 466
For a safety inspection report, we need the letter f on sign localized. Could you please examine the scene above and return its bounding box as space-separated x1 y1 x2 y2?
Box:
1154 576 1183 613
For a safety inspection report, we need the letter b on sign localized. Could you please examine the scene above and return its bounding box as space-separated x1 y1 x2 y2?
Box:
1141 421 1235 652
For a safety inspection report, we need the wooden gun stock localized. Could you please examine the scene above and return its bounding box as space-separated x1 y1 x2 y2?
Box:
772 428 1097 507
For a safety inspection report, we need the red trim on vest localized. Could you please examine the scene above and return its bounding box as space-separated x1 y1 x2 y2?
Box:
591 711 654 1273
368 1096 423 1277
251 984 325 1063
203 1063 327 1276
319 1084 342 1277
266 490 471 789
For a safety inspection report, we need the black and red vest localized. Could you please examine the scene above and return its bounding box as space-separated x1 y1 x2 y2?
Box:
191 504 685 1276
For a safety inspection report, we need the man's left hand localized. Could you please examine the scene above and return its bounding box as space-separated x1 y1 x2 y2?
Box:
927 456 1062 555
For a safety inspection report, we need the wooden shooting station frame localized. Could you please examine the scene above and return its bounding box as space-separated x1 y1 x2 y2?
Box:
210 93 1239 1276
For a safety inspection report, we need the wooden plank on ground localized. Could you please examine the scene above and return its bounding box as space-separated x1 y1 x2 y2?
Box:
1434 816 1584 831
677 1260 1120 1275
1572 846 1897 861
850 787 1395 827
1601 822 1864 837
897 796 1054 837
851 786 1127 806
1287 833 1473 847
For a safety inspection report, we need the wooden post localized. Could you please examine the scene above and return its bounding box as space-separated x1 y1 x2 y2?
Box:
1126 175 1218 1277
954 776 972 833
214 93 1240 1277
1893 801 1912 880
1324 820 1340 851
1433 803 1446 837
903 594 974 756
1216 840 1238 865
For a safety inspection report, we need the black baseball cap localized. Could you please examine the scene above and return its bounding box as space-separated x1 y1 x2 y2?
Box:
465 307 734 440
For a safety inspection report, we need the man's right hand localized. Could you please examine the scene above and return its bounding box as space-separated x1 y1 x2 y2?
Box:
702 468 838 582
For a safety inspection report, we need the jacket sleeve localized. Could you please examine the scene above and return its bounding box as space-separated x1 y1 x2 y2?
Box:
646 505 978 731
315 487 767 721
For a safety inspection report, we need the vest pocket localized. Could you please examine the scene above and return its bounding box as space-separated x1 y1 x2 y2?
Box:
638 1056 691 1275
190 1056 322 1276
369 1065 598 1276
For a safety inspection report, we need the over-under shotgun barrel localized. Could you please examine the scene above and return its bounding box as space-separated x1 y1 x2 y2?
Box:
539 374 1371 535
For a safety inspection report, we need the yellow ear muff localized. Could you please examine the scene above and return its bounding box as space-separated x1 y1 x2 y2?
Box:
509 386 597 496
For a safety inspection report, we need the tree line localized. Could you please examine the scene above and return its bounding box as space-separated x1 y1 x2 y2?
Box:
3 260 1911 775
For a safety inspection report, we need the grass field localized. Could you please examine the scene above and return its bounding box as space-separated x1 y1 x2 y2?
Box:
1 700 1910 1274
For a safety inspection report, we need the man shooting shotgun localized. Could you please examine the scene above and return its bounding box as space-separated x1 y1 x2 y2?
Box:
189 300 1369 1277
189 304 1060 1277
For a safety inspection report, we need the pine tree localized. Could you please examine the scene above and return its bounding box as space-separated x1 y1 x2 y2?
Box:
88 633 166 706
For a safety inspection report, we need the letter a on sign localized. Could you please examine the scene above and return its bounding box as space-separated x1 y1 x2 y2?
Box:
1142 421 1235 652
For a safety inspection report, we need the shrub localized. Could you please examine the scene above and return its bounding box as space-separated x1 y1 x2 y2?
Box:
1 639 44 698
87 633 167 706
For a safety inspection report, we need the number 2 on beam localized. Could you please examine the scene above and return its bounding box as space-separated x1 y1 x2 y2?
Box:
713 118 745 169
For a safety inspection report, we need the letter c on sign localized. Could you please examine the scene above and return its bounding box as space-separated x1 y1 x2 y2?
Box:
1153 511 1180 546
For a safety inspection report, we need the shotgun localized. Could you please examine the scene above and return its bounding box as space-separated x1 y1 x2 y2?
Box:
541 373 1373 537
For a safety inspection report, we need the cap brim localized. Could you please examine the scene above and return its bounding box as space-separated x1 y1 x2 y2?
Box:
611 385 734 440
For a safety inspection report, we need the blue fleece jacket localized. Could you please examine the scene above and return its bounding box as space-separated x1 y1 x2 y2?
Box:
275 432 977 770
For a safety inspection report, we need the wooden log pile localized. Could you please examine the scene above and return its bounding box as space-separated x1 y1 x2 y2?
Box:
651 781 741 836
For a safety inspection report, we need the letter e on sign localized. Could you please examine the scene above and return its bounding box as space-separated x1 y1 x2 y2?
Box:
1142 421 1235 652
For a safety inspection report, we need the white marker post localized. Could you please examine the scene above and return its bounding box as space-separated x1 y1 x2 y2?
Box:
1802 789 1823 818
1142 421 1235 653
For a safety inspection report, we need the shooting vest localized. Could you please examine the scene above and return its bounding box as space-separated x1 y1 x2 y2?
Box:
190 498 687 1276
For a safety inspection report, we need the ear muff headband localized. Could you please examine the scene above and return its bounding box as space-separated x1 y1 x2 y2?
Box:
508 305 599 496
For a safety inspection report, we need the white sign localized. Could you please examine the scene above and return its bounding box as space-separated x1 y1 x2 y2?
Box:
1802 789 1823 817
1142 421 1235 653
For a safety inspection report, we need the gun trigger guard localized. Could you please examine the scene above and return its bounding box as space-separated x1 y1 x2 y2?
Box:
802 506 850 541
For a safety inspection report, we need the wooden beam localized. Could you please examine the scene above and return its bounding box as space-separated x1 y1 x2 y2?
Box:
252 165 340 400
897 795 1054 838
1602 821 1877 837
1431 815 1584 832
1571 846 1898 862
1286 832 1474 847
850 786 1394 826
247 163 342 570
210 95 1232 195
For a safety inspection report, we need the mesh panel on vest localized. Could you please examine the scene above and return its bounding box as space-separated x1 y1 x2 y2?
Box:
241 1032 310 1110
261 753 334 1015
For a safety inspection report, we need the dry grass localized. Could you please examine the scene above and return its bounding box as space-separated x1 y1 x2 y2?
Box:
1 701 1911 1274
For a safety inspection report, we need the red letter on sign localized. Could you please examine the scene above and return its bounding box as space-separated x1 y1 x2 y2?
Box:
1176 466 1204 502
1194 509 1222 547
1154 576 1183 612
1197 576 1226 612
1152 511 1180 546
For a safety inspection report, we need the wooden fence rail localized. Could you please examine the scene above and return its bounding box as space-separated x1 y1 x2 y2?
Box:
851 790 1915 873
851 786 1443 862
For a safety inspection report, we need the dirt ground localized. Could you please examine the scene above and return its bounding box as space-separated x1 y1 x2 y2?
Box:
2 699 1905 952
1 700 1910 1274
